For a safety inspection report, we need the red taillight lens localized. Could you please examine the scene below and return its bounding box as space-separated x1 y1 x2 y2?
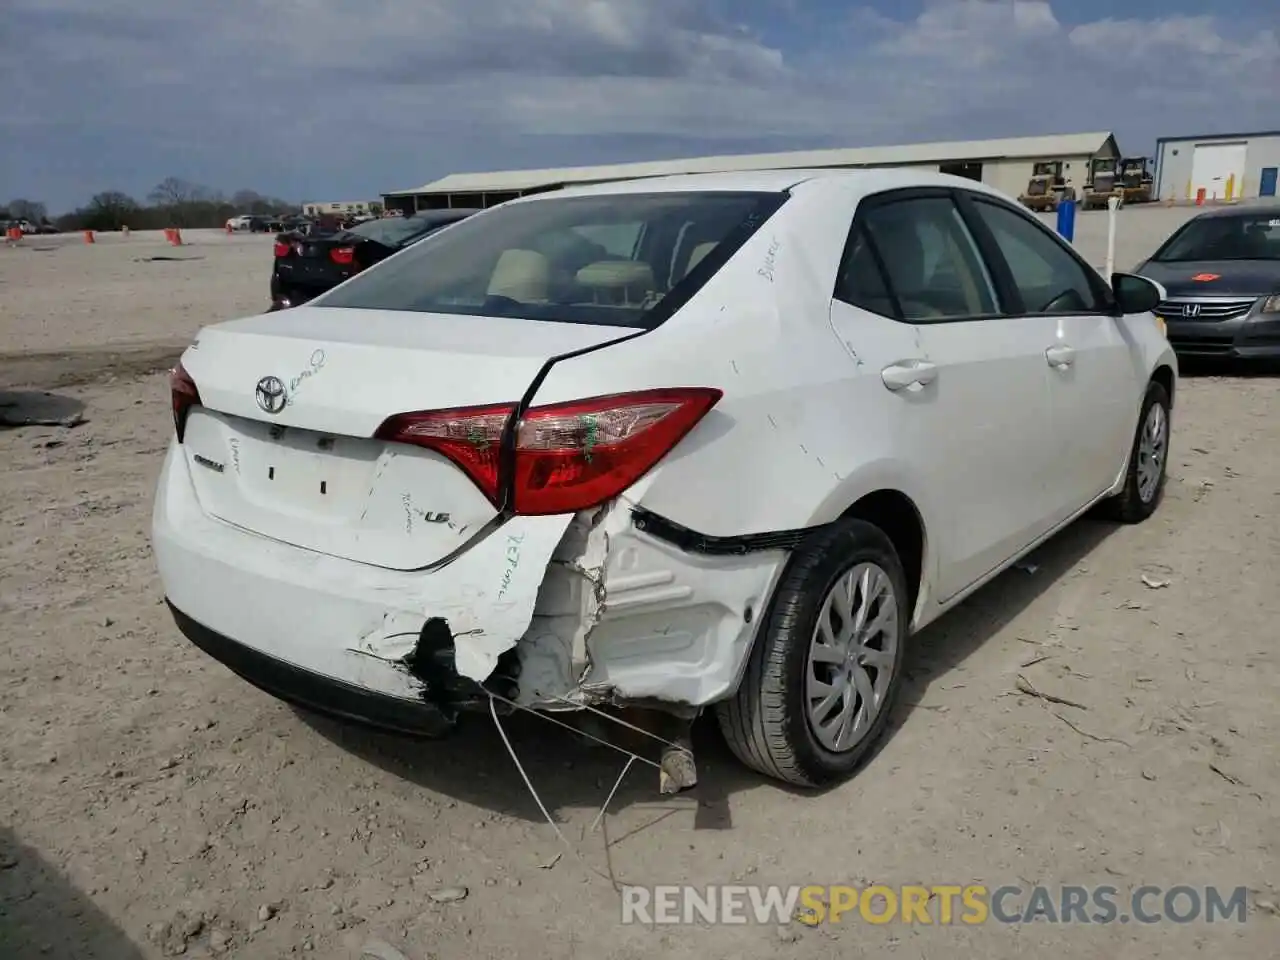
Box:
374 388 722 515
273 241 290 257
330 246 355 265
169 362 202 442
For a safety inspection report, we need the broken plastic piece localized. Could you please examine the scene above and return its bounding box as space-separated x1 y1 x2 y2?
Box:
659 741 698 794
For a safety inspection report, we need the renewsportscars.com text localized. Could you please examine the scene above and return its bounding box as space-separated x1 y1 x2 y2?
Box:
620 884 1249 926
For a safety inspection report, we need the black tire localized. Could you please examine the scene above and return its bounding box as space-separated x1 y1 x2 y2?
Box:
1101 380 1171 523
716 518 910 787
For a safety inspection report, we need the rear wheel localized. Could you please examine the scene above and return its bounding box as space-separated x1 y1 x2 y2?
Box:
717 519 909 787
1101 380 1171 523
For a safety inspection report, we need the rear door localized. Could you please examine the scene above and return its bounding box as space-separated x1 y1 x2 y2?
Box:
829 188 1059 601
958 191 1135 518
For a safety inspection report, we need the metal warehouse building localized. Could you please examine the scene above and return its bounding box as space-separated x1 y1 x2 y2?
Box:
1154 131 1280 202
383 131 1119 211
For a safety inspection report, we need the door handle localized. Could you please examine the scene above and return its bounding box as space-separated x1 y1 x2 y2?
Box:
1045 344 1076 368
881 359 938 391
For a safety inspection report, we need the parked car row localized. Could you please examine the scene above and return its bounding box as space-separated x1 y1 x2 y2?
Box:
3 218 58 234
267 208 479 310
227 214 313 234
157 168 1180 791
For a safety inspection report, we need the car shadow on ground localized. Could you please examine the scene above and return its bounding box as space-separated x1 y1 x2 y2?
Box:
0 390 86 428
298 518 1118 832
0 826 146 960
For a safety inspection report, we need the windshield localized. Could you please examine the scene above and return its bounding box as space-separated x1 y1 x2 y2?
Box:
1151 213 1280 262
346 216 444 246
318 191 787 328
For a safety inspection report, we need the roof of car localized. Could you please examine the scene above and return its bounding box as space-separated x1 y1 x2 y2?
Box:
524 167 1010 201
1191 203 1280 220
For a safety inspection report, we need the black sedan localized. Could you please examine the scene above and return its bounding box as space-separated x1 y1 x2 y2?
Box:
1135 205 1280 360
269 209 480 310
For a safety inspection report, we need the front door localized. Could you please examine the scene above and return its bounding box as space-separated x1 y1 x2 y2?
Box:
960 193 1135 519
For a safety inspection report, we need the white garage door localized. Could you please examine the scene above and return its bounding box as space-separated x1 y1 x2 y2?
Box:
1190 142 1248 199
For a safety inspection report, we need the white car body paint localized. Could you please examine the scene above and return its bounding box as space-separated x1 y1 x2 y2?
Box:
154 168 1176 721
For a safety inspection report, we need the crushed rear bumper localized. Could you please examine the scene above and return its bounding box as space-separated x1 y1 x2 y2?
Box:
167 600 464 735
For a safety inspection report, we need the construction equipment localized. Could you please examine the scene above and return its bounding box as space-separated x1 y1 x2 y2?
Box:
1019 161 1076 212
1082 157 1122 210
1117 157 1155 204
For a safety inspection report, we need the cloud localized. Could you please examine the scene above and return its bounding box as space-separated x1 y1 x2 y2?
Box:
0 0 1276 209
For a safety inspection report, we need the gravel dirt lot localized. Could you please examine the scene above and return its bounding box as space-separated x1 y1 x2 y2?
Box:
2 214 1277 959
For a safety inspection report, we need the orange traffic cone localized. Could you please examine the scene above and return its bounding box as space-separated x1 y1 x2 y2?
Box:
83 230 95 244
168 228 183 246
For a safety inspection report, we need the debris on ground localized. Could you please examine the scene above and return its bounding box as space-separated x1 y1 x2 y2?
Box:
1014 674 1088 710
427 885 469 903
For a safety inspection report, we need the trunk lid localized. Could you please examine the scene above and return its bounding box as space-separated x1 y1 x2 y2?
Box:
179 306 630 570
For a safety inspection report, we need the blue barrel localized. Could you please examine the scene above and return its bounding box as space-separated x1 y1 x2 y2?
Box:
1056 198 1077 243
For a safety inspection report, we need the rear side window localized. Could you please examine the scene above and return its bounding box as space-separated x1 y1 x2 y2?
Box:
967 199 1106 314
318 191 787 328
854 196 999 322
835 226 896 317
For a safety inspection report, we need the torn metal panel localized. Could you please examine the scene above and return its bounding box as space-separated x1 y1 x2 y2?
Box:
516 498 788 710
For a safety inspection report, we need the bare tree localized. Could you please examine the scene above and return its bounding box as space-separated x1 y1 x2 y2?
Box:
148 177 204 207
86 191 140 230
7 198 48 223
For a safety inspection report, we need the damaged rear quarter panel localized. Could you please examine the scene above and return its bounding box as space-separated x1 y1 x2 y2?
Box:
517 496 788 710
335 513 579 685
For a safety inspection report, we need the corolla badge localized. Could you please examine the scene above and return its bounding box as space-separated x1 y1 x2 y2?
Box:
255 376 287 414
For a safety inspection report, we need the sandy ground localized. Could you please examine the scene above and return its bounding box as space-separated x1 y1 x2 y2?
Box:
1 213 1277 959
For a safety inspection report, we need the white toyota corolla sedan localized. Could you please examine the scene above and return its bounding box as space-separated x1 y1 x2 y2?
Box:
153 169 1176 788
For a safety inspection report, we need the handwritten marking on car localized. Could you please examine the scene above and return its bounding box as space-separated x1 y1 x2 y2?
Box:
285 348 327 405
757 237 781 282
495 533 526 602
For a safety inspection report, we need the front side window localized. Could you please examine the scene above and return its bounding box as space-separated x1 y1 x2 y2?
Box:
968 198 1106 314
856 196 998 322
318 191 786 328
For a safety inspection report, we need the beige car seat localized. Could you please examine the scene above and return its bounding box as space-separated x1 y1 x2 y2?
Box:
575 260 656 305
487 249 551 301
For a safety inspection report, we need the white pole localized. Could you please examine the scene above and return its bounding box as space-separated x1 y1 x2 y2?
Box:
1105 195 1120 279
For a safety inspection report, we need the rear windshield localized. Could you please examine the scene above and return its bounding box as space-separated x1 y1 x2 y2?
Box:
1151 212 1280 262
317 191 787 327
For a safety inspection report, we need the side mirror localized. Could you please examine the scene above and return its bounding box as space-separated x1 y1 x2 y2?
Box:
1112 272 1165 314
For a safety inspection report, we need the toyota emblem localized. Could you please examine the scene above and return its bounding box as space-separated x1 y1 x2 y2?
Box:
255 376 287 414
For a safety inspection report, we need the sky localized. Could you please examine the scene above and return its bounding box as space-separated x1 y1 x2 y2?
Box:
1 0 1277 212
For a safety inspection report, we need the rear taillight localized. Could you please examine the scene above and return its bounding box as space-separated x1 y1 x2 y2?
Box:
374 388 722 515
273 241 290 257
330 246 355 265
169 362 202 442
